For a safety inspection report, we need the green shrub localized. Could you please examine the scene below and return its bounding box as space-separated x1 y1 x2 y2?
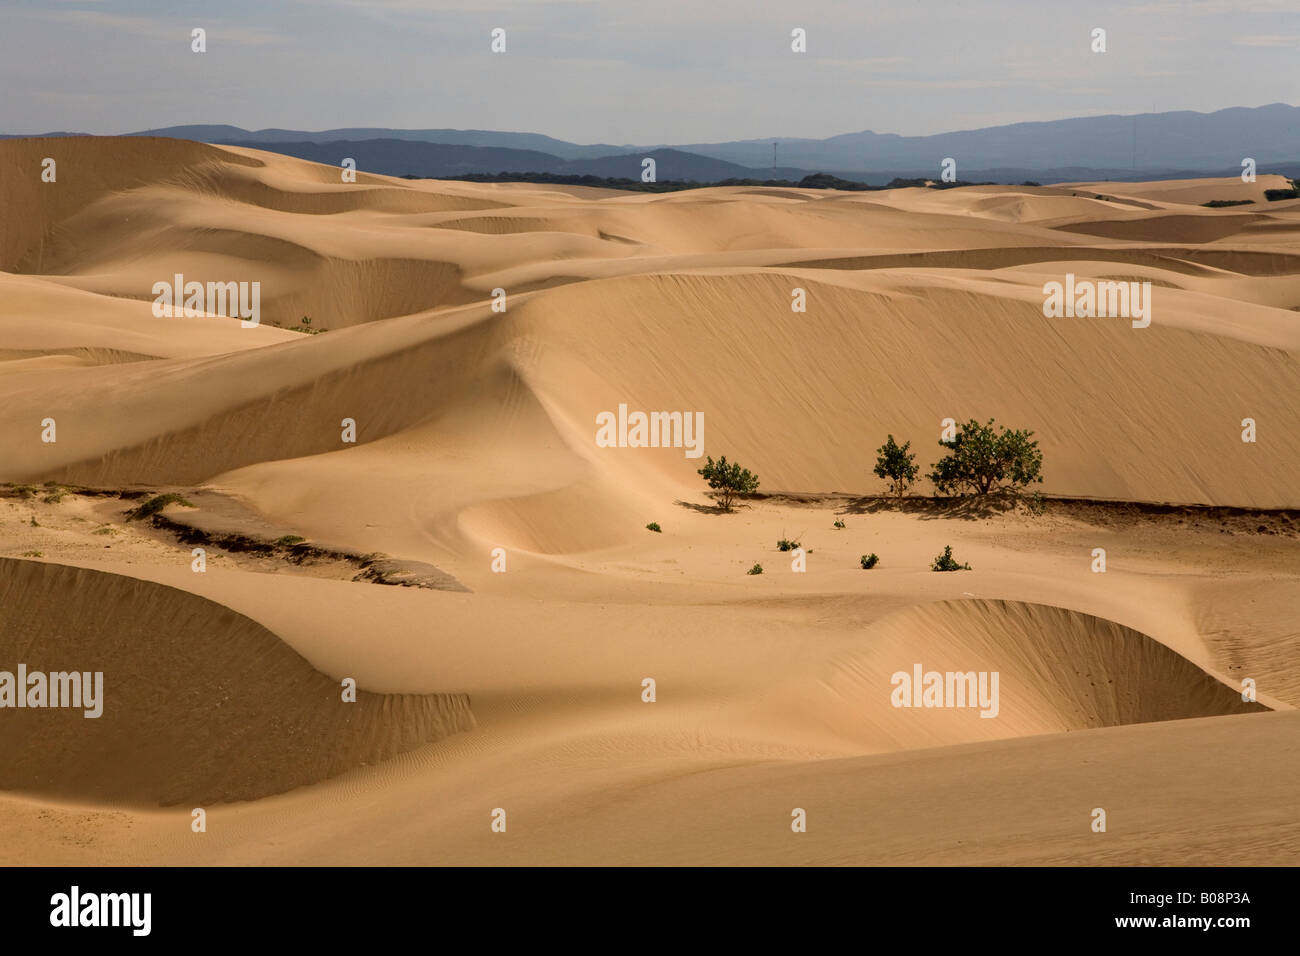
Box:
874 434 919 498
126 492 195 522
930 418 1043 496
645 522 662 533
747 563 763 575
290 315 325 334
776 537 801 552
697 455 760 512
274 535 306 547
860 553 879 569
931 545 971 572
21 550 42 558
833 519 845 530
1201 199 1254 207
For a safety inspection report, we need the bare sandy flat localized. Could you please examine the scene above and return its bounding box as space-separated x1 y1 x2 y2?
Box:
1 137 1296 865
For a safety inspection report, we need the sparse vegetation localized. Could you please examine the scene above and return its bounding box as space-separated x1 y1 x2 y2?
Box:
126 492 195 522
274 535 306 547
747 562 764 575
776 537 801 552
1202 199 1254 208
21 550 42 558
833 519 845 530
1265 187 1299 201
29 516 38 527
930 418 1043 496
931 545 971 572
697 455 760 512
427 170 1006 194
291 314 325 334
9 484 39 500
874 434 919 499
645 522 662 533
92 525 119 536
42 485 68 503
860 553 879 569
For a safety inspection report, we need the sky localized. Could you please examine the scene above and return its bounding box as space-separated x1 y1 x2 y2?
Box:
2 0 1298 144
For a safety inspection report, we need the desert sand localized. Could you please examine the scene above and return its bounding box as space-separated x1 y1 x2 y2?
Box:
1 137 1297 865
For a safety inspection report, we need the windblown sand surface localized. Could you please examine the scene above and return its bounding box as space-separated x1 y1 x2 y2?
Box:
1 137 1297 864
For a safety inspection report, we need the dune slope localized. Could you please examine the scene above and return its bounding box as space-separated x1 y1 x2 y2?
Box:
0 558 473 806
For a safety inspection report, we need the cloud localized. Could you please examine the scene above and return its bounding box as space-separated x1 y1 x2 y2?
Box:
1232 34 1300 46
1128 0 1300 12
8 8 282 46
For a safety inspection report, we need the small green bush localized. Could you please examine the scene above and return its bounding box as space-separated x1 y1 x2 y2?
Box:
21 550 42 558
860 553 879 569
874 434 919 499
645 522 662 533
41 485 68 503
274 535 306 547
747 563 763 575
930 418 1043 496
289 315 325 334
697 455 760 512
833 519 845 530
126 492 195 522
776 537 801 552
931 545 971 572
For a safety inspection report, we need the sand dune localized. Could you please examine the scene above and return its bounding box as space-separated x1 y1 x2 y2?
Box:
1 137 1296 865
796 599 1265 752
0 558 473 805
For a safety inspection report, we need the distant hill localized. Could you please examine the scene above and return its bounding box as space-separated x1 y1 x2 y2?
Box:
5 104 1298 182
217 139 776 182
127 125 621 161
219 139 570 177
662 104 1300 175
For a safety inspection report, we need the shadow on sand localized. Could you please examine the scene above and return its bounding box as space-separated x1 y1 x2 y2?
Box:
828 493 1025 521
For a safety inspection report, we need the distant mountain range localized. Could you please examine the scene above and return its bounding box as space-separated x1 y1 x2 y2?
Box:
214 140 799 183
6 104 1299 184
